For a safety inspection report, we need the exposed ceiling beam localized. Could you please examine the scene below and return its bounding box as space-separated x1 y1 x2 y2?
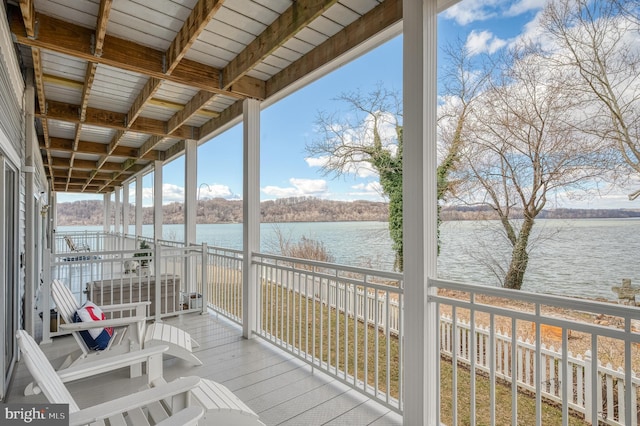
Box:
47 137 161 160
37 100 198 140
18 0 35 37
200 0 401 140
94 0 113 57
222 0 338 90
267 0 402 97
40 74 219 118
165 0 224 75
8 10 264 100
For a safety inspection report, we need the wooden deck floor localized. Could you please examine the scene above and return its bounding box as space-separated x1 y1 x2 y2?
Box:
6 312 403 425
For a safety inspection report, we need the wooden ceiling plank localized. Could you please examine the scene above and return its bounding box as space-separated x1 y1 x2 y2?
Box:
164 139 186 161
199 98 244 139
223 0 338 89
165 0 224 75
38 100 197 139
48 136 160 160
18 0 35 38
138 135 166 158
41 74 218 118
148 98 218 118
167 90 215 133
127 77 162 125
94 0 113 57
80 62 98 122
30 46 55 178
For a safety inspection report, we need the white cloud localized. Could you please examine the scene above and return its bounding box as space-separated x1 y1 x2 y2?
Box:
441 0 545 26
505 0 546 16
442 0 500 25
305 156 329 168
198 184 234 199
351 181 383 196
466 30 507 55
161 183 184 203
262 178 329 198
139 183 238 206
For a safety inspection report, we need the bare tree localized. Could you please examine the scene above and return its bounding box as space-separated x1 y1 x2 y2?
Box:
455 45 610 290
437 39 493 251
540 0 640 198
306 85 404 270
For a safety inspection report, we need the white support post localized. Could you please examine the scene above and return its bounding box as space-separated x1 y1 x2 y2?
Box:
242 98 260 339
184 139 197 293
153 160 163 241
103 193 111 233
114 186 121 235
184 139 197 245
403 0 439 424
24 70 36 336
123 183 130 236
135 175 143 237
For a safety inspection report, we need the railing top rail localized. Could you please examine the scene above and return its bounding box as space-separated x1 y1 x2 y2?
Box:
254 251 403 281
204 245 243 256
430 278 640 320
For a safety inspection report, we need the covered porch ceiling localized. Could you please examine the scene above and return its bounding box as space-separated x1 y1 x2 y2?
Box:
7 0 413 194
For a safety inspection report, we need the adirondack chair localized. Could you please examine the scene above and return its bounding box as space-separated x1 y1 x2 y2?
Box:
64 235 91 252
52 280 202 368
16 330 204 426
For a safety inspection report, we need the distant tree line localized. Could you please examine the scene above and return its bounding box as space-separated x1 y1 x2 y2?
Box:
56 197 639 226
55 197 390 226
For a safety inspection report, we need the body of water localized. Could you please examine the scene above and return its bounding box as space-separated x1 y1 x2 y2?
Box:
60 218 640 301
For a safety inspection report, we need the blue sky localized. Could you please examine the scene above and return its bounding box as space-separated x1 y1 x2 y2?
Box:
59 0 640 209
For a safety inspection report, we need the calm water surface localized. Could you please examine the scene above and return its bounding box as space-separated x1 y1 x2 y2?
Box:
61 218 640 300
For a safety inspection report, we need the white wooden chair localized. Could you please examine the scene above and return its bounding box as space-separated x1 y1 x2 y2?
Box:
52 279 150 370
64 235 91 252
150 377 266 425
16 330 205 426
52 280 202 367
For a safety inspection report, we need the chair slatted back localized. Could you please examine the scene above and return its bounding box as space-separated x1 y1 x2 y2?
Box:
16 330 80 412
51 280 91 355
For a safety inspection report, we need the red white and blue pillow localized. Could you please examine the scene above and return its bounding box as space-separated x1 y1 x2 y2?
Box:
73 301 113 350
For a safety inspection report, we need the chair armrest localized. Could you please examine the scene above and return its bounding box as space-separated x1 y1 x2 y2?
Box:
69 376 200 426
58 315 146 332
57 345 168 383
155 407 204 426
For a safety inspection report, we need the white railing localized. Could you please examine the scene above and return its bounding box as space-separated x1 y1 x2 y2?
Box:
252 252 404 413
45 235 208 341
46 231 640 424
203 245 243 324
440 315 640 425
431 278 640 426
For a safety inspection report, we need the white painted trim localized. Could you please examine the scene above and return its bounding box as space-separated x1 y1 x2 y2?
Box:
242 99 260 339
